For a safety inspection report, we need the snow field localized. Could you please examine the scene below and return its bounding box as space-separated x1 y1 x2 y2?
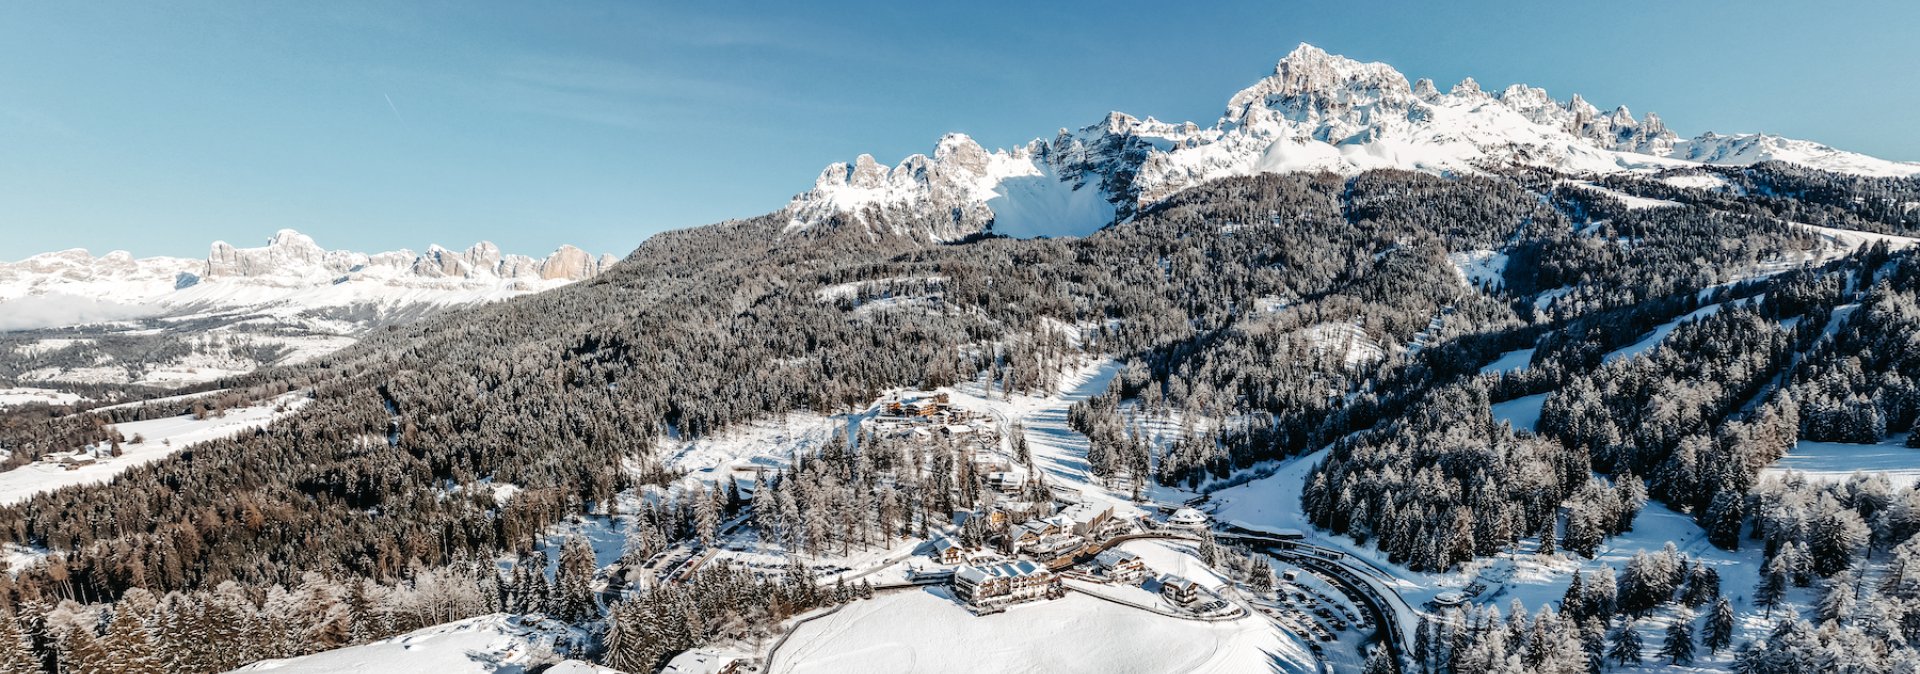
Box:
0 387 85 409
0 391 310 506
229 613 592 674
1763 434 1920 488
770 588 1315 674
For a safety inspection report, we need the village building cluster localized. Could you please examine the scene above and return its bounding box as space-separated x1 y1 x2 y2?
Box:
873 391 1237 618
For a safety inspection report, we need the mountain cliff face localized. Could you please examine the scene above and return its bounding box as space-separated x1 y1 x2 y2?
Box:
784 44 1920 241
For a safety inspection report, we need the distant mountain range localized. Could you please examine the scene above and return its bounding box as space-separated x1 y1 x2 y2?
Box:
0 229 615 320
0 230 615 389
784 43 1920 241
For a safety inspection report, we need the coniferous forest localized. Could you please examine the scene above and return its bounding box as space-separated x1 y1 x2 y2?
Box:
3 163 1920 671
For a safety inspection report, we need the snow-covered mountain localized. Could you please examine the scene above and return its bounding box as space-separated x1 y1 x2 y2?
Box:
785 43 1920 241
0 229 617 319
0 230 616 388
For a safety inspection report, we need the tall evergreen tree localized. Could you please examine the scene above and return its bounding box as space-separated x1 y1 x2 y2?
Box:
554 535 600 623
0 612 41 674
103 604 164 674
1660 612 1695 665
1608 622 1643 667
1703 598 1735 655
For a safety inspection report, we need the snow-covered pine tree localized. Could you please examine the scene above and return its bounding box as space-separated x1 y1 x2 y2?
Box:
526 551 554 615
1660 610 1695 665
555 535 600 623
57 622 111 674
1703 598 1735 654
1362 645 1398 674
1607 621 1642 667
102 602 163 674
0 612 41 674
1819 571 1858 625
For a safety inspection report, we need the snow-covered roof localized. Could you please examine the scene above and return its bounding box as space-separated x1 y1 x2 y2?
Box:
1060 503 1110 525
661 648 737 674
957 561 1049 584
1013 521 1053 538
1169 507 1208 525
1095 549 1141 567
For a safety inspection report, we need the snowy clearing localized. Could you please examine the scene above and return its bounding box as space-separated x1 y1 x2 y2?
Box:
1478 347 1534 376
1795 222 1920 257
1660 173 1737 193
230 613 591 674
1490 393 1548 433
1566 181 1683 210
1764 434 1920 488
0 391 309 506
651 410 852 490
1447 249 1508 290
0 387 85 409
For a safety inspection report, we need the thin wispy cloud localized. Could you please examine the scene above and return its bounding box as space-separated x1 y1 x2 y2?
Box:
383 92 405 123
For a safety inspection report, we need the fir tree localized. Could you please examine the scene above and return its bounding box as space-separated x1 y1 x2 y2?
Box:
554 536 601 622
1660 611 1695 665
1363 645 1399 674
58 624 111 674
103 604 163 674
1703 598 1735 655
1756 558 1788 618
0 613 41 674
1608 622 1643 667
1561 572 1585 620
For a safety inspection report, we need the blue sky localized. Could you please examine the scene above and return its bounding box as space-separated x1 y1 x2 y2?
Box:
3 1 1916 260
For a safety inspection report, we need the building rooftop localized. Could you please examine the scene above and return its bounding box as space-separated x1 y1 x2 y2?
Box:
1168 508 1208 525
956 560 1048 584
1060 503 1110 525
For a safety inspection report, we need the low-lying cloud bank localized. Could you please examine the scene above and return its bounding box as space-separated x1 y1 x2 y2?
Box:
0 293 160 331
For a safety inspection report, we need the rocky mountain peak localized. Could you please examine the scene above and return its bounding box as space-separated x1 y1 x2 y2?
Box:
1222 43 1413 127
539 244 604 281
780 43 1920 243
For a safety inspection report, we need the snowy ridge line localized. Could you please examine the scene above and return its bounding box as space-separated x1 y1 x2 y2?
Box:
785 44 1920 241
0 228 617 331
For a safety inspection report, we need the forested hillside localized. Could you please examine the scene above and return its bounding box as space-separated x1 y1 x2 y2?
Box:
1 163 1917 672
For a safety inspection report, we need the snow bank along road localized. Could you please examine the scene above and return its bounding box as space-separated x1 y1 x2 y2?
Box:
1219 525 1414 663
